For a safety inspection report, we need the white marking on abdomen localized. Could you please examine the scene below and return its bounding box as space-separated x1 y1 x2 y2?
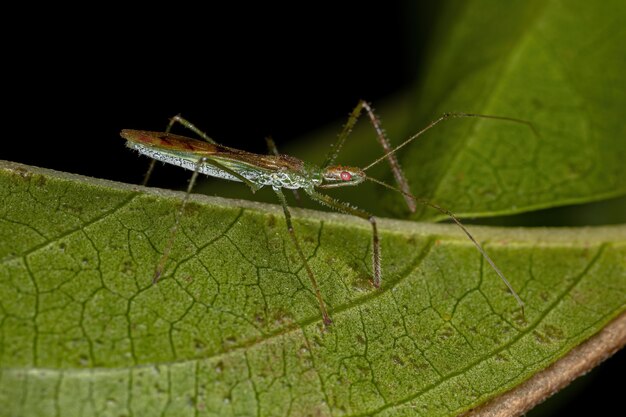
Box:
128 142 242 182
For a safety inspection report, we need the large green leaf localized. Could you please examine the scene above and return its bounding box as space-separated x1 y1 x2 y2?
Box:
1 161 624 416
398 0 626 220
2 1 625 416
281 0 626 221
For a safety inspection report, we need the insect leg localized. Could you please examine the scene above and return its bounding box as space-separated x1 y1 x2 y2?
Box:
322 100 415 212
166 114 219 144
142 160 157 186
265 136 302 204
142 115 219 185
322 100 365 167
154 157 207 283
273 187 331 326
202 158 261 194
304 188 381 288
366 175 525 312
360 102 415 212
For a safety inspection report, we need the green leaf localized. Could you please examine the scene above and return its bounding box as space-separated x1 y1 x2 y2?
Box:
401 0 626 220
3 2 626 416
286 0 626 221
1 161 625 416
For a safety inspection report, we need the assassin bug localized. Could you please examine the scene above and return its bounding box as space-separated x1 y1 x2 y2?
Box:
121 101 535 326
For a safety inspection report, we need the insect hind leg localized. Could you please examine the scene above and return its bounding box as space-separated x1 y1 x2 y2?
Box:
166 114 219 144
142 115 220 186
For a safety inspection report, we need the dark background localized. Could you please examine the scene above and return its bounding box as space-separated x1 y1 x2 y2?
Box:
3 3 623 416
5 4 425 190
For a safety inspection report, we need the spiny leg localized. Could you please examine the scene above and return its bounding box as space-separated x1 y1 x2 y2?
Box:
265 136 302 204
322 101 364 167
366 176 525 312
323 100 415 212
360 102 415 212
154 157 207 283
356 111 535 309
363 112 538 171
273 187 331 326
166 114 218 144
143 115 219 186
304 188 381 288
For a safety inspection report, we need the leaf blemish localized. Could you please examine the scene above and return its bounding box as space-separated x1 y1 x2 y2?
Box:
11 166 31 180
223 336 237 347
267 214 276 228
60 202 83 215
352 274 374 292
121 260 134 274
536 324 565 344
194 339 205 351
392 355 406 366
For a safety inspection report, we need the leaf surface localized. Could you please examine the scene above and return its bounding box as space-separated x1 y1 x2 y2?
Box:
284 0 626 221
1 161 624 416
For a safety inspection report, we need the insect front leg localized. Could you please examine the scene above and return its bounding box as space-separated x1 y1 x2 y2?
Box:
305 188 381 288
273 187 331 326
322 100 415 212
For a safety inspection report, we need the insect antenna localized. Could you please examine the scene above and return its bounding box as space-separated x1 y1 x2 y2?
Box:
366 175 525 313
362 112 539 172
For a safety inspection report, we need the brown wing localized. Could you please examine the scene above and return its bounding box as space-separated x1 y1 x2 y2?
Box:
223 150 304 171
121 129 304 172
121 129 223 154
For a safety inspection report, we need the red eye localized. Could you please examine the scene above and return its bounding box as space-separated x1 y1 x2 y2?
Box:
340 171 352 181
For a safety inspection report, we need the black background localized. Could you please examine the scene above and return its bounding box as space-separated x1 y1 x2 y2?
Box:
5 4 423 189
3 3 623 416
